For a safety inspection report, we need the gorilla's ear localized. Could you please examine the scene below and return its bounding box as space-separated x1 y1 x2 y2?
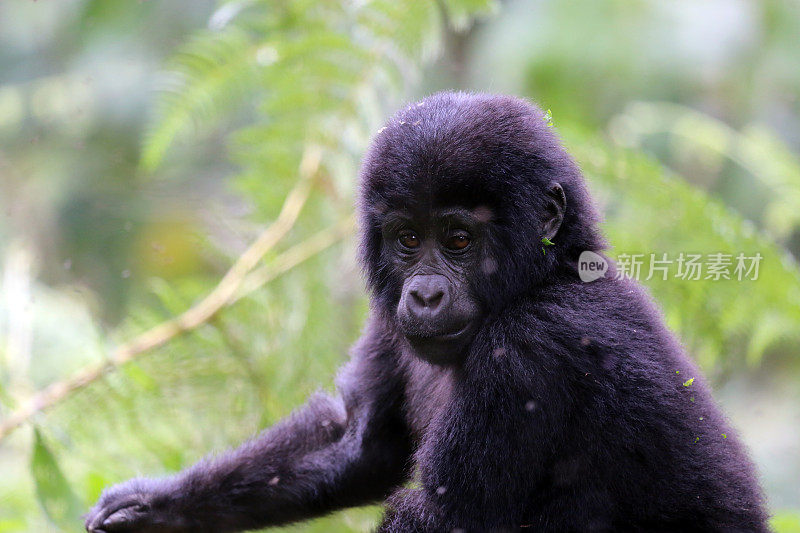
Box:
543 182 566 240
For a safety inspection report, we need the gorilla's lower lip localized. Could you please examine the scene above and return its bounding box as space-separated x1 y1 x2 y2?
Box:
407 323 470 343
433 324 470 340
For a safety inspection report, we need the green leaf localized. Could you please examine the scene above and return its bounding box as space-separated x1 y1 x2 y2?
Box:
30 428 83 531
541 236 555 255
544 108 554 126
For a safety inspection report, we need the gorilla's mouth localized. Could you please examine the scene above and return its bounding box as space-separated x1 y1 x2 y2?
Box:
430 323 471 341
402 322 475 365
404 322 472 343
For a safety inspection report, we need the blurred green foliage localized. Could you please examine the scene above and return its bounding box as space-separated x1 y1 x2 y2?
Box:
1 1 800 532
566 126 800 373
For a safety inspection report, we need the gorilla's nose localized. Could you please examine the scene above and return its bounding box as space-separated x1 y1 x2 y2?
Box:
407 275 448 318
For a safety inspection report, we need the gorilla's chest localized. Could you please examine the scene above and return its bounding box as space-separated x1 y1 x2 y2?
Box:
402 358 455 442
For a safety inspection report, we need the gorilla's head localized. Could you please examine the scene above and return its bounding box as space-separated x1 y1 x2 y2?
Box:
358 92 604 364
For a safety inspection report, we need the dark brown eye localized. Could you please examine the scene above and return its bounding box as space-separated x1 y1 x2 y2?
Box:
445 233 470 250
398 232 420 249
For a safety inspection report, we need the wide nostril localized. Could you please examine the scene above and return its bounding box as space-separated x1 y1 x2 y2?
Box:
410 289 444 309
409 290 424 307
427 290 444 307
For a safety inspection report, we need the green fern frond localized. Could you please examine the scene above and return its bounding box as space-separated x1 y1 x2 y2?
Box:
142 27 259 171
141 0 496 187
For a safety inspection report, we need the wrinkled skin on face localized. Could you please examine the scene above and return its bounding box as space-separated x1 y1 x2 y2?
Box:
381 194 565 364
383 207 483 364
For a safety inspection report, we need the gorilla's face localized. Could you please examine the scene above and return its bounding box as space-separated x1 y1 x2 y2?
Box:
382 207 484 365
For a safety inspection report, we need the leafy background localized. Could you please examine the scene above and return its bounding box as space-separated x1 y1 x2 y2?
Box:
1 0 799 531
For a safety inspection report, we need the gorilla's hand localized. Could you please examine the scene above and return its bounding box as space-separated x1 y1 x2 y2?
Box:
85 478 189 533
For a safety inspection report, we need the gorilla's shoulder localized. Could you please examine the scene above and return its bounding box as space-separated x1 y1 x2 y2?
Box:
517 276 659 327
496 276 676 367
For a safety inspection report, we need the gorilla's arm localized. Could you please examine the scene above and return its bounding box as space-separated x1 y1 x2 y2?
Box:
85 326 412 533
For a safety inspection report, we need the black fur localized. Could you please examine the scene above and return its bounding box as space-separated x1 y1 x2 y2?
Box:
85 92 768 533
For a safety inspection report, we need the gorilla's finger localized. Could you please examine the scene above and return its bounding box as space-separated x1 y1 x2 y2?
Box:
101 504 150 531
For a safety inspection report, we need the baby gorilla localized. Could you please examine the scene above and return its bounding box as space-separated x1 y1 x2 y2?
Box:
86 93 768 532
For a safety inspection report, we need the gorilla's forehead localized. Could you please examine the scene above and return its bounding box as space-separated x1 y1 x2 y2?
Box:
367 173 499 216
379 206 485 231
360 92 560 214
